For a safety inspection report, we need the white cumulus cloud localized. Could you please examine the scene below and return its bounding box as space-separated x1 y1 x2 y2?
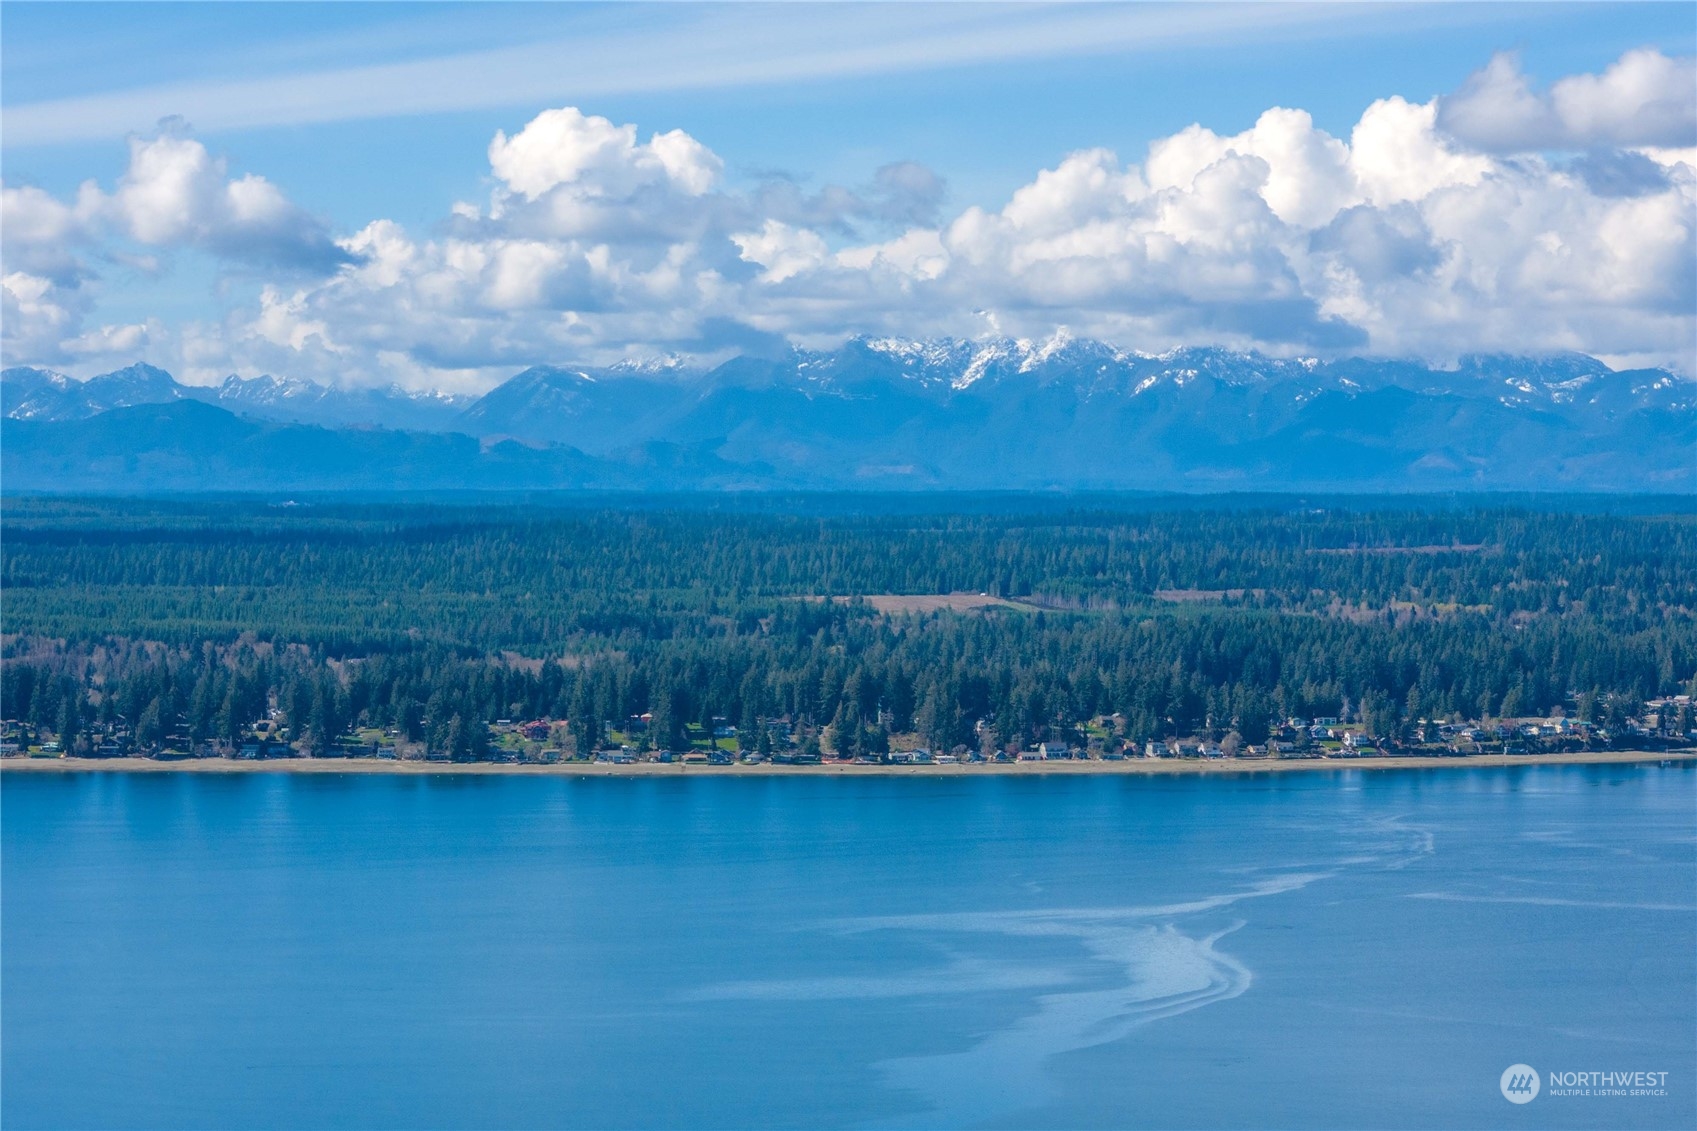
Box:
4 49 1694 383
1 127 349 369
106 132 348 268
488 106 722 201
1439 49 1697 152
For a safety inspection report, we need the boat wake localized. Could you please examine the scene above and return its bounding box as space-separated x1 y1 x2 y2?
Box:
689 813 1434 1126
864 917 1253 1127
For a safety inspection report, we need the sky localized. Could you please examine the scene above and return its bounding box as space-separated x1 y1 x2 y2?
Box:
2 1 1694 390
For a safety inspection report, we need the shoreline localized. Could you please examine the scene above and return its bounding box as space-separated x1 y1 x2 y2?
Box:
3 750 1690 777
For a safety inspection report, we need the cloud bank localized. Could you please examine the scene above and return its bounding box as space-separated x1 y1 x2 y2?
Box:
4 48 1693 385
1437 48 1696 152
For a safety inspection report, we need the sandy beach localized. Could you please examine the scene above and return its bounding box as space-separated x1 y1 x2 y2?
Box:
4 750 1690 777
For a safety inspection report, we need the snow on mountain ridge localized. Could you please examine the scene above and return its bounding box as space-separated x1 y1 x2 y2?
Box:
218 373 326 402
955 342 1010 389
606 354 690 376
4 341 1690 433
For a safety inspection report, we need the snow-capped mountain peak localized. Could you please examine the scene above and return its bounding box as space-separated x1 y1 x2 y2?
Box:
4 340 1691 442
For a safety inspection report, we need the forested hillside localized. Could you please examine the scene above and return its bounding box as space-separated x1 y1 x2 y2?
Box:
3 496 1693 759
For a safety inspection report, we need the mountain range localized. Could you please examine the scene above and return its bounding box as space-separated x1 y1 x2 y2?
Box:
3 338 1693 493
0 363 472 432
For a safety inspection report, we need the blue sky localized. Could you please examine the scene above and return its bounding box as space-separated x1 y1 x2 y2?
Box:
3 2 1694 387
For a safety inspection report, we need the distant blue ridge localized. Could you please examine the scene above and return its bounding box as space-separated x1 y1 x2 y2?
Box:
4 339 1693 493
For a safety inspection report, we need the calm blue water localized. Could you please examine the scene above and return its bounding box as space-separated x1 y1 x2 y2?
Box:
4 765 1693 1130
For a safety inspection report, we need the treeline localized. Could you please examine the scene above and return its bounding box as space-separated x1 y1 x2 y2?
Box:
4 500 1693 655
4 587 1690 756
2 498 1692 755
